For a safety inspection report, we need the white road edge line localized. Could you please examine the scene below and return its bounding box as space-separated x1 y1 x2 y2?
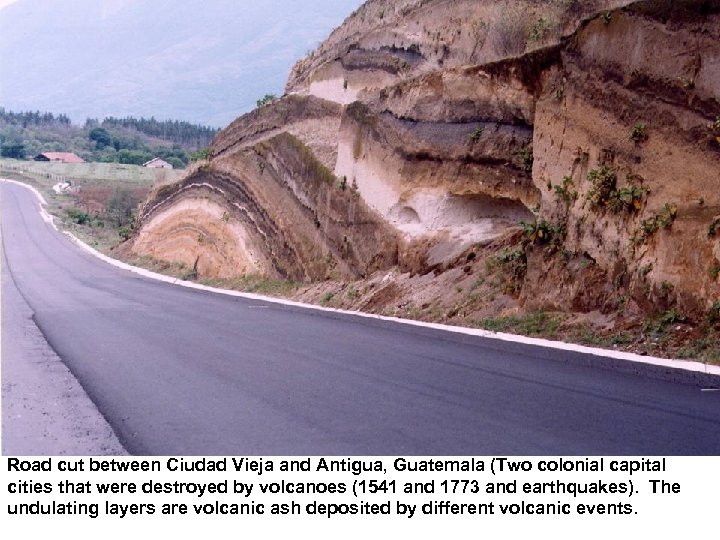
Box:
3 178 719 378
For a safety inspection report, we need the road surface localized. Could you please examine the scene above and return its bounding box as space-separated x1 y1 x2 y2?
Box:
2 181 719 455
2 237 126 455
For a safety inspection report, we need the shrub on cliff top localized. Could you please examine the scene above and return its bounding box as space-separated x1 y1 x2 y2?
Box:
256 94 277 108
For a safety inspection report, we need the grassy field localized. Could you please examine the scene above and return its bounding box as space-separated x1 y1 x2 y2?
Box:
0 158 178 190
0 158 181 252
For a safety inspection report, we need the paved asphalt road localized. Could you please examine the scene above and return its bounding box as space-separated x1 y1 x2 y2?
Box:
2 182 719 455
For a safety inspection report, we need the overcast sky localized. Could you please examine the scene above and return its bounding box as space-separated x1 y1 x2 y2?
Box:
0 0 365 125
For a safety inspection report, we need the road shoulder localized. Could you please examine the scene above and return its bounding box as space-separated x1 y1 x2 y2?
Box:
1 235 126 455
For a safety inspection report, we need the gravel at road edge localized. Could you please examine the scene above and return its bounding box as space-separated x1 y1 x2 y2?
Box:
1 238 126 456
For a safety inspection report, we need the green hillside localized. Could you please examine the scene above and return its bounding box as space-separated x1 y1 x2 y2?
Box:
0 108 218 168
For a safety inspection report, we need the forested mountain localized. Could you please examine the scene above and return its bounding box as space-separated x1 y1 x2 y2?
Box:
94 117 218 148
0 0 364 127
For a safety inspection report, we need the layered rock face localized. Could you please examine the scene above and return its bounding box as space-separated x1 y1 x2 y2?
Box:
129 0 719 320
286 0 636 101
134 117 399 281
527 2 720 317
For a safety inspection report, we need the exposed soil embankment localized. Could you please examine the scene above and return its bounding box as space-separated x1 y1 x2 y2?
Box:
133 133 399 281
527 4 720 319
126 0 720 363
287 0 637 101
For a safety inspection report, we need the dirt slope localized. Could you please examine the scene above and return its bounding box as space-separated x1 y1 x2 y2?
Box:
125 0 720 361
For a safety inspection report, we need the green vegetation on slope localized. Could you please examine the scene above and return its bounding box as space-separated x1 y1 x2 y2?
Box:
0 158 178 252
0 108 218 168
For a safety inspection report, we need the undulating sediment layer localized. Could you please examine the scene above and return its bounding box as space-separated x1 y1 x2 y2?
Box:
134 133 399 281
129 0 720 322
287 0 637 99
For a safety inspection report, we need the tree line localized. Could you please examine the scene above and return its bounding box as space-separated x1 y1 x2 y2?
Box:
0 108 219 166
86 116 218 148
0 108 72 128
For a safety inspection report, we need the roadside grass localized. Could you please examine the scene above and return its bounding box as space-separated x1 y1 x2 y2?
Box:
675 335 720 365
0 158 176 187
61 217 126 252
0 158 177 211
200 275 301 297
1 158 179 252
475 311 564 337
566 321 720 365
568 326 635 348
125 255 197 280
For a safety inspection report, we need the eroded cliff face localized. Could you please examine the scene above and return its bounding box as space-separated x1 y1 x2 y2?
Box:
128 0 719 328
286 0 636 103
527 3 720 318
134 128 399 281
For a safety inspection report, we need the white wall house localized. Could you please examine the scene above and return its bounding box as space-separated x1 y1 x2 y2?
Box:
143 157 173 169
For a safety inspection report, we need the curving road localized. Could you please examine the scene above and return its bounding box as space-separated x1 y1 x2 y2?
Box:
2 181 719 455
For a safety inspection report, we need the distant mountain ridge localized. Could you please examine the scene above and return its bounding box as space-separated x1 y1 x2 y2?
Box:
0 0 364 127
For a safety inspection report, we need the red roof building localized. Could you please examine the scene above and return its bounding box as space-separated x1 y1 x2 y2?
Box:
34 152 86 163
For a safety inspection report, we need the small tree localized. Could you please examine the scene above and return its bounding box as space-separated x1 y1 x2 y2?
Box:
190 148 212 162
116 149 152 165
89 127 113 149
256 94 277 108
106 188 140 227
165 156 185 169
0 142 26 159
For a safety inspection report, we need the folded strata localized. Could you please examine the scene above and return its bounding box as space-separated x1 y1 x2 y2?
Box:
128 0 720 319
